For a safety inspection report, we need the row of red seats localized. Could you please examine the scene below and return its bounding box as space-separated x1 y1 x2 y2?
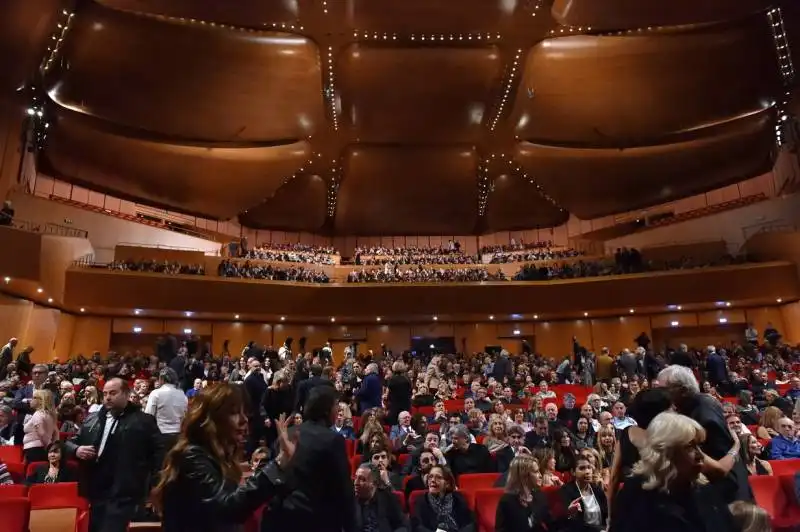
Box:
0 482 88 532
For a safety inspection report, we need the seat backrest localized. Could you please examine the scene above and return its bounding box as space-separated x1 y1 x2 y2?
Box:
0 497 31 532
408 490 426 516
543 485 566 518
28 482 86 510
26 461 47 478
749 475 786 518
350 455 362 476
0 484 27 498
0 446 23 464
770 459 800 476
344 438 356 457
458 473 501 492
474 489 503 532
393 490 406 512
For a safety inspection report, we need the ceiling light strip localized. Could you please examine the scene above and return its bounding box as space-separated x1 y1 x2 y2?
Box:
477 160 491 217
489 49 522 131
529 0 545 17
40 9 75 74
128 11 304 33
351 31 501 42
547 25 593 37
325 46 339 131
499 154 564 211
767 7 796 148
326 163 342 218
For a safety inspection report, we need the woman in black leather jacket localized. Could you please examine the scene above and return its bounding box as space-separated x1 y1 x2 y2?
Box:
152 383 295 532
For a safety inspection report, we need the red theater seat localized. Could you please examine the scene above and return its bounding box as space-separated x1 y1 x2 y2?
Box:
749 474 800 531
28 482 85 510
458 473 501 492
0 447 22 464
474 489 503 532
0 484 27 497
0 497 30 532
350 454 362 476
770 459 800 476
408 490 425 516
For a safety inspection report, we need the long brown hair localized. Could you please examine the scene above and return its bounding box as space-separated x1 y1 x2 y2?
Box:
152 383 246 511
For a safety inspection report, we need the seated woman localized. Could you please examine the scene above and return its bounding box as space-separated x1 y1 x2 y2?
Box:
739 434 773 476
552 429 578 473
609 412 738 532
26 441 77 485
483 414 510 454
495 454 552 532
411 465 474 532
353 463 408 532
535 449 563 488
755 406 782 441
332 406 356 440
559 454 608 531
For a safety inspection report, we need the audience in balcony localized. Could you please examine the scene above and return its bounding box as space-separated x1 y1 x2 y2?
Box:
347 266 507 283
0 200 14 226
245 244 338 265
107 259 205 275
488 247 582 264
218 259 329 283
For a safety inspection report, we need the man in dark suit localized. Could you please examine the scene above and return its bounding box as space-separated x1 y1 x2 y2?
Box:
13 364 52 420
65 378 162 532
244 359 269 457
263 386 356 532
0 405 23 445
294 364 334 414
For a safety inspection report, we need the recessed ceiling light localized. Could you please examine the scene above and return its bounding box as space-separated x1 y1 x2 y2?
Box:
79 308 85 312
725 302 731 307
433 316 438 321
3 277 9 283
184 311 192 317
234 315 240 320
719 318 728 324
280 316 286 321
670 321 679 327
330 317 336 323
583 312 588 317
183 328 192 334
677 305 682 310
489 315 494 320
133 326 142 333
134 309 141 315
777 298 783 303
47 298 53 303
533 314 538 319
36 288 43 293
629 309 634 314
376 317 381 322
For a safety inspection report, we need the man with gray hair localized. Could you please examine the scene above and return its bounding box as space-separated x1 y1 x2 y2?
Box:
657 365 752 503
355 362 382 413
444 424 492 478
0 404 22 445
144 367 188 465
13 363 51 418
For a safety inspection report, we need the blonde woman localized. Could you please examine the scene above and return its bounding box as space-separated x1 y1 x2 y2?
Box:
596 425 616 469
756 406 782 440
496 454 554 532
483 414 509 453
729 501 771 532
609 412 738 532
23 389 58 463
83 385 102 414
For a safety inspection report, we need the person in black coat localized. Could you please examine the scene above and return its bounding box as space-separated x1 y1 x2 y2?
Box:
294 364 334 414
608 412 737 532
411 465 474 532
444 425 494 478
153 384 294 532
244 360 269 456
353 463 408 532
25 441 78 485
386 362 413 425
263 385 356 532
559 455 608 531
65 378 163 532
495 454 553 532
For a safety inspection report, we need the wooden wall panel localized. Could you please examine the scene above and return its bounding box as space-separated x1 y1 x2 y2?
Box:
455 323 500 355
652 324 745 351
272 324 330 352
535 320 592 359
365 324 411 355
164 320 212 336
410 323 456 338
112 318 164 334
24 307 60 363
590 316 652 354
744 306 785 337
781 303 800 344
71 317 111 356
211 322 273 356
53 312 76 362
697 309 746 325
651 312 699 328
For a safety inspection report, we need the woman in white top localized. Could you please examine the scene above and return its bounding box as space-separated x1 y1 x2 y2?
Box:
23 389 58 464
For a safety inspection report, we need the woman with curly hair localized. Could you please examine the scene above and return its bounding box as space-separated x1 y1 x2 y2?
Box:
153 383 295 532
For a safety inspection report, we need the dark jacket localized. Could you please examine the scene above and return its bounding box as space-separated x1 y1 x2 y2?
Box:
244 372 268 418
356 373 383 413
609 476 736 532
355 487 408 532
25 463 78 485
65 403 162 502
559 481 608 531
160 445 287 532
411 491 475 532
492 355 513 383
0 420 24 446
495 491 553 532
386 375 413 423
263 420 356 532
294 376 334 414
444 444 494 478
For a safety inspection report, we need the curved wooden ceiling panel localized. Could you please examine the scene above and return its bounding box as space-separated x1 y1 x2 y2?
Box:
513 20 781 146
335 146 478 234
42 109 311 219
551 0 772 31
339 45 501 143
485 174 569 231
516 109 777 219
0 0 71 91
46 3 323 142
345 0 513 33
238 174 328 231
96 0 299 27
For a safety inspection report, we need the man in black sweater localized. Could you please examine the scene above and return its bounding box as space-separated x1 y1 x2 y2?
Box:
444 424 493 478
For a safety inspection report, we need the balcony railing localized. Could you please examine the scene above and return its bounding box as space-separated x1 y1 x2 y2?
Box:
11 219 88 239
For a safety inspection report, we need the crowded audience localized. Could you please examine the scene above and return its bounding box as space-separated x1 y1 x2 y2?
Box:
106 259 205 275
347 266 507 283
0 325 794 531
218 259 330 283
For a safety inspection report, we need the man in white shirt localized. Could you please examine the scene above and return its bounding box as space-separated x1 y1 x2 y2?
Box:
145 367 188 465
278 338 293 362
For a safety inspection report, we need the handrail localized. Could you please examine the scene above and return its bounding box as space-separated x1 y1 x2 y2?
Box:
117 242 219 255
11 219 88 238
